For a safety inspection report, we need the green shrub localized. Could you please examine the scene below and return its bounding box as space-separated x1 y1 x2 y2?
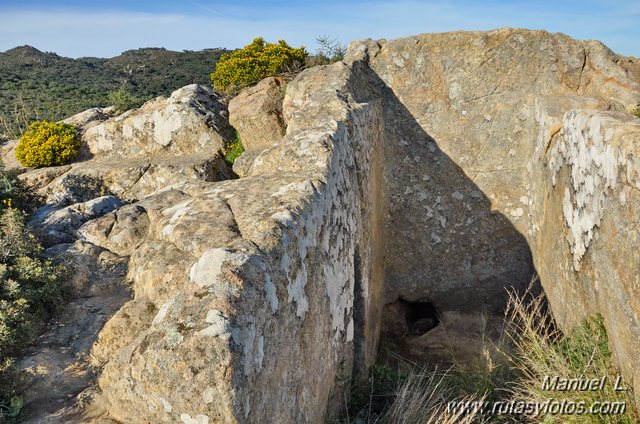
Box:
631 105 640 119
223 132 244 166
506 291 638 424
211 38 307 93
0 163 40 213
314 35 347 63
15 121 79 167
0 208 70 406
107 85 148 113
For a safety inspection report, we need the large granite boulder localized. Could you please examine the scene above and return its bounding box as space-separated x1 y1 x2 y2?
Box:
344 29 638 316
343 28 640 397
11 85 234 203
529 105 640 397
83 84 233 159
85 62 385 423
228 77 286 153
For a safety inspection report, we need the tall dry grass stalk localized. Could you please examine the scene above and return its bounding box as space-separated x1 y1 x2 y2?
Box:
505 287 638 423
384 368 483 424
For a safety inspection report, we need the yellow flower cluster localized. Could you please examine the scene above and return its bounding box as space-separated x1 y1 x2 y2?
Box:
15 121 80 167
211 38 307 93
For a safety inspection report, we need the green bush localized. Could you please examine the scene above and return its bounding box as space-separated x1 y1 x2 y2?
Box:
0 207 70 408
107 86 148 113
211 38 307 93
15 121 79 167
224 132 245 166
0 163 40 213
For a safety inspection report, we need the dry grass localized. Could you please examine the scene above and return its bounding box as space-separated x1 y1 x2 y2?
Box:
505 288 638 423
384 369 483 424
343 281 637 423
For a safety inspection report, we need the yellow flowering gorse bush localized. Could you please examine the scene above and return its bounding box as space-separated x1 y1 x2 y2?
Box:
15 121 80 167
211 38 307 93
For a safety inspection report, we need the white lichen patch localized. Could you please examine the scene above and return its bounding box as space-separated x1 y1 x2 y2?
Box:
153 108 183 147
451 191 464 201
153 299 175 325
549 110 639 270
264 273 278 313
287 266 309 318
271 180 315 197
198 310 231 338
202 387 216 404
161 199 193 236
158 397 173 413
189 248 228 287
271 210 295 226
510 208 524 218
180 413 209 424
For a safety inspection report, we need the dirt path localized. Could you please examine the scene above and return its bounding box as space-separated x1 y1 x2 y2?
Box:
16 241 130 423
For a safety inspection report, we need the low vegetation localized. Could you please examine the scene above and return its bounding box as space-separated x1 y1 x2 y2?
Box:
211 38 307 94
311 35 347 65
0 165 70 422
223 132 245 166
15 121 80 167
341 287 637 423
0 46 228 138
107 85 149 113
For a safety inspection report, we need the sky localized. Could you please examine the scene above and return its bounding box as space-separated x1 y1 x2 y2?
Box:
0 0 638 58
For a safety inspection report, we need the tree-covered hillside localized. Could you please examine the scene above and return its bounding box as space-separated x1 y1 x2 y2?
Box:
0 45 228 138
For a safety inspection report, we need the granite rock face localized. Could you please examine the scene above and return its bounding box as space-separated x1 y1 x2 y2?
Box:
82 84 233 159
344 29 638 316
229 77 286 152
8 29 640 423
87 63 385 423
529 105 640 398
343 28 639 397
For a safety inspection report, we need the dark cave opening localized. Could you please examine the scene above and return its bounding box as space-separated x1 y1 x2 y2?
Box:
404 299 441 336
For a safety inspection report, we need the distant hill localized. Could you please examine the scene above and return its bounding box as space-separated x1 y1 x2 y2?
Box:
0 45 229 138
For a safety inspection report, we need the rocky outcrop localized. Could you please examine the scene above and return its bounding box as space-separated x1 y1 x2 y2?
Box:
228 77 287 177
11 29 640 423
83 85 232 159
82 62 385 424
11 85 233 204
29 195 125 245
343 28 639 394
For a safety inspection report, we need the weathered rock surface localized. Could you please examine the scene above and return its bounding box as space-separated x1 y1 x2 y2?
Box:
228 77 286 152
30 196 126 245
9 85 234 204
529 106 640 397
343 28 639 399
344 29 638 316
86 62 385 423
62 106 118 131
82 85 233 159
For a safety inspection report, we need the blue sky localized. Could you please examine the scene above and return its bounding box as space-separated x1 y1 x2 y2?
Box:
0 1 638 58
